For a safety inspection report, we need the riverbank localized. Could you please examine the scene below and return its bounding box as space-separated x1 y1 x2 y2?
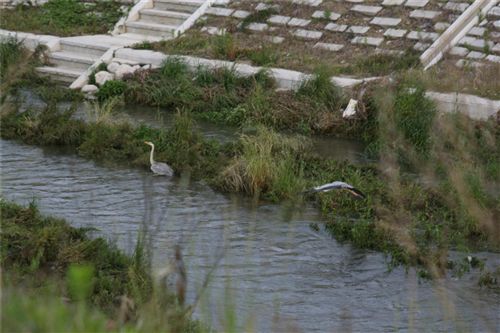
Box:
2 39 499 277
1 200 204 332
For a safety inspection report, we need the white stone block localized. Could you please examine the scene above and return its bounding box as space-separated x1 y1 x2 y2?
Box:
293 29 323 40
293 0 322 6
82 84 98 94
410 10 441 19
351 36 384 46
266 36 285 44
312 10 341 21
444 2 469 12
232 10 250 19
288 18 311 27
466 51 486 59
95 71 114 86
459 36 494 50
492 43 500 54
413 41 430 51
351 5 382 16
347 26 370 34
268 15 291 25
382 0 405 5
313 42 344 51
255 3 279 11
370 17 401 27
206 7 234 17
405 0 429 8
384 28 407 38
468 27 486 37
434 22 450 31
201 26 226 35
486 54 500 63
449 46 469 57
325 23 348 32
247 23 269 32
407 31 439 41
494 20 500 29
488 6 500 17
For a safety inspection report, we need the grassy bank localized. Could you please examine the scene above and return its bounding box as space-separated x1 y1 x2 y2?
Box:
1 200 204 332
134 31 421 77
120 57 369 138
0 0 124 36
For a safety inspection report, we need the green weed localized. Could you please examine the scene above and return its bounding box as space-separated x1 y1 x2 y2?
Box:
0 0 125 36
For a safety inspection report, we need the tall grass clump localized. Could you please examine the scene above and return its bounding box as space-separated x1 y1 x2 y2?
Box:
393 83 436 155
219 126 308 201
297 66 343 111
0 38 38 102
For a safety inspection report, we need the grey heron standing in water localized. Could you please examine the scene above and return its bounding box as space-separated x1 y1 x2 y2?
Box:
307 181 366 199
144 141 174 176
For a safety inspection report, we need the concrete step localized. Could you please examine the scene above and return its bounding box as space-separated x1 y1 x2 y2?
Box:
36 66 82 84
48 51 97 71
125 20 177 38
140 9 190 25
60 39 108 58
153 0 203 13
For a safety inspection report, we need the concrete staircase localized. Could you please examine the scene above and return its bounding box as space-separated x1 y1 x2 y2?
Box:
36 39 106 84
35 0 209 85
124 0 204 39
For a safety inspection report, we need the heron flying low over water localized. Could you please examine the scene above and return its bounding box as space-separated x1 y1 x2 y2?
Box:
144 141 174 176
307 181 366 199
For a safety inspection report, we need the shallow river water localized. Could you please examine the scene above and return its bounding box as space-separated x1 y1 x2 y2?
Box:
2 93 499 332
2 138 499 332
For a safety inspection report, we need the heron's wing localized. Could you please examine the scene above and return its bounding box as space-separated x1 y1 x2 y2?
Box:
312 181 349 192
345 187 366 199
152 162 174 176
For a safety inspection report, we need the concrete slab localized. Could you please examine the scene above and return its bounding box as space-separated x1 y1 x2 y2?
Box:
407 31 439 41
247 23 269 32
232 10 250 19
410 10 441 19
405 0 429 8
293 0 322 6
382 0 405 6
449 46 469 56
351 5 382 16
268 15 291 25
444 2 469 12
351 36 384 46
288 18 311 27
325 23 348 32
293 29 323 39
370 17 401 27
384 28 407 38
312 10 341 21
313 42 344 51
466 51 486 59
486 54 500 63
347 26 370 34
426 91 500 120
206 7 234 16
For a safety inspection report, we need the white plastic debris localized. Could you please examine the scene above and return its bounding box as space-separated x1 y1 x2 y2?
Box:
342 99 358 118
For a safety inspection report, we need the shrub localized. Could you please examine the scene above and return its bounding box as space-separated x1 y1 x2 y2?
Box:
96 80 127 102
394 84 436 154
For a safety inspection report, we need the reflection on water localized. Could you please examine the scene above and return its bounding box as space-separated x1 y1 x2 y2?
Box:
2 138 499 333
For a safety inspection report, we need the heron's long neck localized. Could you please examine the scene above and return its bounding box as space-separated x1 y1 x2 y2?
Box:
149 145 155 164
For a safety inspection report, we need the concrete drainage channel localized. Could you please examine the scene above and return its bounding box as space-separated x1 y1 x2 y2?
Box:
1 0 499 120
